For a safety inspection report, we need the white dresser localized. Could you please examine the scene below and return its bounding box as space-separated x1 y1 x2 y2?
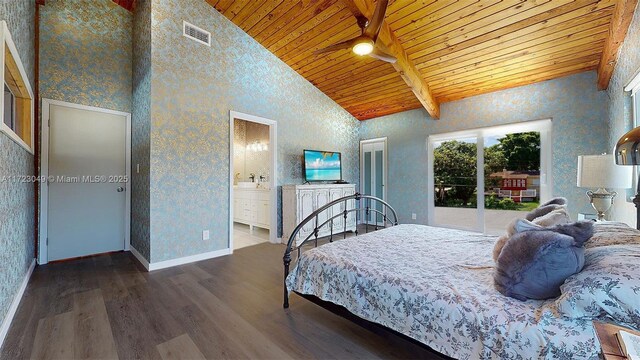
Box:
234 187 270 231
282 184 356 245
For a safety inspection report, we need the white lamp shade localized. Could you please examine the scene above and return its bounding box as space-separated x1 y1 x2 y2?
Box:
577 154 632 189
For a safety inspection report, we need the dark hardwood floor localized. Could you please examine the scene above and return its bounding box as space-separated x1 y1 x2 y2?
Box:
0 242 442 360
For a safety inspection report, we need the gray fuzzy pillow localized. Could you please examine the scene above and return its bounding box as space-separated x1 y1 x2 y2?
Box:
494 221 594 301
492 197 571 262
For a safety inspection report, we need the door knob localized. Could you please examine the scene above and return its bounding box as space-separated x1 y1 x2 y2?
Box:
116 187 125 192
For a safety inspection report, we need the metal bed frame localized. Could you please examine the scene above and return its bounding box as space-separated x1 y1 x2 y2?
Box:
282 192 398 308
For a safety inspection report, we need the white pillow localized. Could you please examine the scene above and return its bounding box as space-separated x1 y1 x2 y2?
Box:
555 245 640 326
586 222 640 248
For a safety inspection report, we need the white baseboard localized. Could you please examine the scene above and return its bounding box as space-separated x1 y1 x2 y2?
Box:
129 245 150 271
129 246 231 272
0 259 36 349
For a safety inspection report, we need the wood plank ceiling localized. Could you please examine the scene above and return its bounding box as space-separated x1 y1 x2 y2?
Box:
208 0 629 120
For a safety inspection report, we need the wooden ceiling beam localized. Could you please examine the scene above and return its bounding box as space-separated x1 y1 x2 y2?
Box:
597 0 639 90
343 0 440 119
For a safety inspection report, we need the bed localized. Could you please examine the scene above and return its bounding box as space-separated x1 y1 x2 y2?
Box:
283 195 640 359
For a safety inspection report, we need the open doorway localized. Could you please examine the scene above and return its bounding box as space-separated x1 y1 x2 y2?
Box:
229 111 277 251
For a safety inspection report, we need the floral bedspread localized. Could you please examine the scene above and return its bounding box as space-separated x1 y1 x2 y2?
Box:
286 224 600 360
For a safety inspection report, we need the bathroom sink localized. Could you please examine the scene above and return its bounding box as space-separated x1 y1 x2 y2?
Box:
237 182 258 188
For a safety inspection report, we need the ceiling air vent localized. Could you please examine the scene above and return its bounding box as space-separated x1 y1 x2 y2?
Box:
183 21 211 47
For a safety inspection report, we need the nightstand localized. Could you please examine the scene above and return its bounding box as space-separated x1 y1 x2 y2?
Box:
593 321 640 359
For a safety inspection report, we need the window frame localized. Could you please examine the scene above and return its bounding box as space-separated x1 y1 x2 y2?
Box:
624 70 640 201
426 119 553 234
0 21 34 154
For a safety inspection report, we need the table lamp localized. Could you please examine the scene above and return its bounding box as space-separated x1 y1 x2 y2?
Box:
615 126 640 229
577 154 632 221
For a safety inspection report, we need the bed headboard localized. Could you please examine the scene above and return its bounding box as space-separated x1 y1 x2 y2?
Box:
283 193 399 308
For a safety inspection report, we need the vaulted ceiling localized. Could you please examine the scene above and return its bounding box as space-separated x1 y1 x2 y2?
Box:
209 0 636 120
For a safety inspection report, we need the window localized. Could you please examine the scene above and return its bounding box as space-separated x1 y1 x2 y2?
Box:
624 70 640 199
427 119 552 235
0 21 34 153
4 83 16 130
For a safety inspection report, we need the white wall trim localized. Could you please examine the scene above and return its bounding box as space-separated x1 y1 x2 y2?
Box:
625 67 640 95
0 259 35 349
129 245 150 271
160 249 229 271
229 110 279 252
39 99 132 265
0 123 33 154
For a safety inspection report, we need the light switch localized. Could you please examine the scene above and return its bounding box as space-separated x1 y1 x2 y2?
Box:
202 230 210 241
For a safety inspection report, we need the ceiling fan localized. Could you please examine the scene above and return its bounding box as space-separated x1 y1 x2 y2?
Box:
313 0 396 63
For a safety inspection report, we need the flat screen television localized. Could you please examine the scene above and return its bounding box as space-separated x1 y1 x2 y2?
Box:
303 150 342 182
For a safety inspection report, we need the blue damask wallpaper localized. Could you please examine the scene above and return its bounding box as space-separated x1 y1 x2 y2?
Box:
145 0 359 262
28 0 625 269
361 71 609 224
39 0 137 255
131 0 151 261
606 4 640 226
0 0 35 334
40 0 132 112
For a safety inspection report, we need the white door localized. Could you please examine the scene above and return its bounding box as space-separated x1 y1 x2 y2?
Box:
47 104 127 261
361 139 387 224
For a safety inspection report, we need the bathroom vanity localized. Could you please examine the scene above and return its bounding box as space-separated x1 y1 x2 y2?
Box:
233 186 270 231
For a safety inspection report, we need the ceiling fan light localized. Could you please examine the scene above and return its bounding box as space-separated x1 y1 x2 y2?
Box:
352 39 374 56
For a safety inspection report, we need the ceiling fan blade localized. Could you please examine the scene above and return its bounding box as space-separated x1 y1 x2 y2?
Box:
368 46 396 63
313 38 357 55
364 0 389 40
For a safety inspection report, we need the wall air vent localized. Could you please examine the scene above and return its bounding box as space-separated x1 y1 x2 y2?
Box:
183 21 211 47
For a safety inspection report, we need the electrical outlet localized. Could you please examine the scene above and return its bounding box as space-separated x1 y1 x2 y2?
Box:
202 230 210 241
411 213 417 220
